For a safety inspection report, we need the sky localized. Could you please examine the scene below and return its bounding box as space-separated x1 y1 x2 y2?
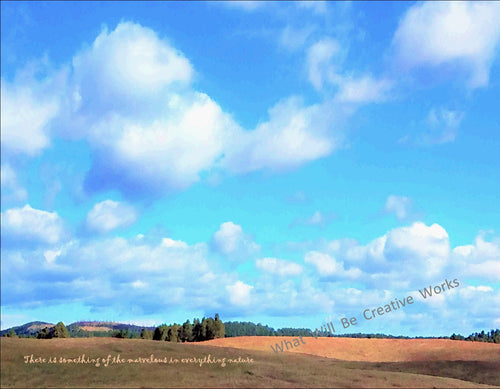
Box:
1 1 499 336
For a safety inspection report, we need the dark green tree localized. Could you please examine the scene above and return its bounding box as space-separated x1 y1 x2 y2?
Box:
153 325 169 341
180 320 193 342
192 319 202 341
167 324 181 342
214 314 225 338
140 328 153 340
52 322 70 338
37 327 53 339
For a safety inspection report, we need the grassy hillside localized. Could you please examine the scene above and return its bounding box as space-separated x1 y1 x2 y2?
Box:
1 337 497 388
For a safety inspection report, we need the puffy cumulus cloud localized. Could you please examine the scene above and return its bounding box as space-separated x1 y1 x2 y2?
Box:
211 222 260 260
226 281 254 306
84 94 237 194
318 222 500 292
2 218 498 331
383 195 412 220
1 78 59 156
1 234 233 313
453 235 500 281
72 22 193 114
223 97 341 174
64 22 238 194
57 22 343 196
3 22 349 197
383 222 450 278
1 164 28 202
393 1 500 88
86 200 138 233
253 276 335 316
304 251 362 280
256 257 303 276
1 205 64 246
161 237 189 249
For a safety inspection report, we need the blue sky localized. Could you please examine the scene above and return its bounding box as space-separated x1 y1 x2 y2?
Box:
1 1 499 336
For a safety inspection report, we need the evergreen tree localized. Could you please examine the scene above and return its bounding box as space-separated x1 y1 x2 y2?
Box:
167 324 181 342
192 319 202 341
153 325 169 341
37 327 53 339
140 328 153 340
205 318 216 340
214 314 225 338
52 322 70 338
180 320 193 342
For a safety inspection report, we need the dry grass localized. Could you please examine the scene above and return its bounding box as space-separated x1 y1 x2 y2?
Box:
1 337 498 388
203 336 500 362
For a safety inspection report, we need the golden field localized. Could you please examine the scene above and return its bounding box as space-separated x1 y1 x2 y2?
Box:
1 336 499 388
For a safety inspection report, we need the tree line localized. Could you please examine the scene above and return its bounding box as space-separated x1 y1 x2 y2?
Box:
3 318 499 344
450 329 500 343
146 314 225 342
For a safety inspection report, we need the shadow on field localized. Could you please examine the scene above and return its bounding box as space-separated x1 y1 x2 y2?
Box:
344 360 500 387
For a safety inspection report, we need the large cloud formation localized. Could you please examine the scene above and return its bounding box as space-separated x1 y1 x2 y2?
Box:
393 1 500 88
2 22 344 198
2 213 498 335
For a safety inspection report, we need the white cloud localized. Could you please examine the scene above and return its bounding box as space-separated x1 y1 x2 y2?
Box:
1 22 351 197
1 78 59 156
86 200 138 233
67 22 237 193
306 39 393 103
384 195 412 220
1 205 64 245
307 38 341 90
1 164 28 202
256 257 303 276
335 75 393 104
384 222 450 277
43 249 62 264
223 97 339 173
305 251 342 275
2 217 499 331
304 251 362 279
226 281 254 306
453 235 500 281
161 237 188 249
131 280 147 289
211 222 259 259
393 1 500 88
64 22 343 195
72 22 193 110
